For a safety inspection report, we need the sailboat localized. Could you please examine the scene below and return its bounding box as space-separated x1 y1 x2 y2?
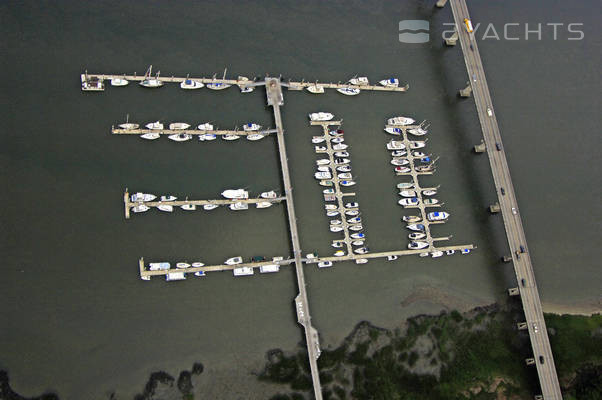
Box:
180 74 204 89
307 81 325 94
206 68 231 90
140 65 163 88
119 114 139 129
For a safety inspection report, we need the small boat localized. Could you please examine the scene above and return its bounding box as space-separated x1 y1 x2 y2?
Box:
203 204 219 210
348 76 369 85
307 84 325 94
349 224 363 231
158 204 173 212
338 173 352 179
350 232 365 239
140 66 163 88
337 87 360 96
222 134 240 141
111 77 129 87
132 204 150 213
181 203 197 211
222 189 249 199
146 121 164 130
315 171 332 180
237 76 254 93
391 158 409 166
384 127 402 135
320 180 333 187
395 166 411 173
391 150 407 157
428 211 449 221
380 78 399 87
81 76 104 91
422 189 437 196
352 239 365 246
140 133 160 140
233 267 254 276
256 202 272 209
402 215 422 223
325 204 338 210
387 255 398 261
399 197 419 206
229 202 249 211
206 75 232 90
330 226 344 232
225 256 243 265
345 202 359 208
323 188 335 194
318 261 333 268
180 76 204 89
168 133 192 142
329 129 344 135
345 210 359 216
387 116 415 126
176 262 190 269
194 271 206 277
169 122 191 130
243 123 261 131
247 133 265 141
416 165 434 172
355 258 368 264
315 146 327 152
412 151 427 158
409 232 426 240
330 220 342 225
409 141 426 149
261 191 278 199
386 140 405 150
200 133 217 141
431 251 444 258
407 223 426 232
397 182 414 189
424 198 439 205
332 241 343 248
334 250 346 257
312 136 326 144
445 250 455 256
119 115 139 130
331 137 345 144
332 144 348 151
334 158 350 165
259 264 279 273
354 247 369 254
131 193 156 202
197 123 214 131
462 249 471 254
340 180 356 186
317 166 330 172
316 160 331 167
160 195 177 201
334 151 349 157
309 112 334 121
419 252 430 257
347 216 361 223
399 190 416 197
336 165 351 172
408 127 428 136
149 262 170 271
326 210 339 217
408 241 429 250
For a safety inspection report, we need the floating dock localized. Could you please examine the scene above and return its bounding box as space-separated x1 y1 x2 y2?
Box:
112 127 277 137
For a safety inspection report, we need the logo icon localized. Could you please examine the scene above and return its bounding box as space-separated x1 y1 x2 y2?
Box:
399 20 430 43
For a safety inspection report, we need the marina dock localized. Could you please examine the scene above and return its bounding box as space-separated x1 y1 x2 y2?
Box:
112 127 278 136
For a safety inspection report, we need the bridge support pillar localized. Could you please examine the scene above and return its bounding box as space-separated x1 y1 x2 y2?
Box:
508 287 520 296
474 140 486 153
445 31 458 46
436 0 448 7
517 322 528 330
459 84 472 97
525 358 536 366
489 203 501 213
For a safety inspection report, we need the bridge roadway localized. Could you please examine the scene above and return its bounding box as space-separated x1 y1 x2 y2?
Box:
266 77 323 400
450 0 562 398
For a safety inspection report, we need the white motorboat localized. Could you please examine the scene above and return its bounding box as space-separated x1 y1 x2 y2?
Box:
256 201 272 209
160 195 177 201
330 226 344 232
331 137 345 144
461 248 471 254
176 262 190 269
398 197 419 206
354 247 369 254
409 232 426 240
334 158 350 165
229 202 249 211
315 171 332 180
149 262 170 271
349 224 363 231
332 241 344 248
194 271 206 277
307 84 325 94
355 258 368 264
422 189 437 196
332 144 348 150
140 66 163 88
222 189 249 199
315 146 327 152
409 141 426 149
158 204 173 212
340 180 356 186
352 239 365 246
111 77 129 87
132 204 150 213
236 76 254 93
169 122 190 130
347 216 361 224
338 173 352 179
261 191 277 199
181 203 197 211
197 123 214 131
384 127 402 135
203 204 219 210
412 151 427 158
259 264 279 273
180 76 204 89
419 252 430 257
408 127 427 136
329 129 344 136
225 256 243 265
334 151 349 157
130 192 156 202
326 210 339 217
168 133 192 142
399 190 416 197
387 255 398 261
416 165 434 172
387 116 415 126
200 133 217 141
146 121 164 130
348 76 369 85
431 251 444 258
312 136 326 144
233 267 254 276
336 165 351 172
407 223 426 231
345 210 359 216
379 78 399 87
316 159 331 166
309 112 334 121
386 140 405 150
325 204 338 210
427 211 449 221
395 166 411 173
321 181 332 188
318 261 333 268
330 219 342 226
222 134 240 141
334 250 346 257
247 133 265 141
403 215 422 223
397 182 414 189
140 133 160 140
243 123 261 131
317 166 330 172
323 188 335 194
350 232 365 239
345 202 359 208
391 158 409 166
424 198 439 205
445 250 455 256
408 241 429 250
337 87 360 96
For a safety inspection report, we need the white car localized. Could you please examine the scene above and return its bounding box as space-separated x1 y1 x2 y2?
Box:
487 107 493 116
512 207 518 215
533 323 539 333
